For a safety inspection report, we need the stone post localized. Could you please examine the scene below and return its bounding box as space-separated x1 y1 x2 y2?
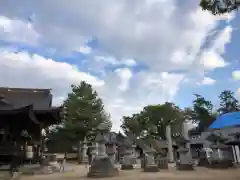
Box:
121 148 134 170
132 144 137 164
144 149 159 172
81 137 88 163
106 144 116 164
182 122 192 159
90 143 97 163
176 138 194 170
235 145 240 163
97 136 107 157
77 141 82 163
166 125 174 162
232 146 237 163
88 130 118 178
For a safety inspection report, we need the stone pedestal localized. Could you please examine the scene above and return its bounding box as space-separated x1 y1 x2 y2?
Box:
176 148 194 171
87 156 119 178
81 138 89 164
88 131 118 178
198 150 209 167
132 144 137 164
176 124 194 171
89 143 97 164
208 145 234 169
157 156 168 169
141 157 146 168
121 149 134 170
108 153 116 165
144 152 159 172
106 144 116 164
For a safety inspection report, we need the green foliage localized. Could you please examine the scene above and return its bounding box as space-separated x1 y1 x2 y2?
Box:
122 89 240 137
185 94 216 132
121 102 185 139
48 81 108 142
199 0 239 15
199 0 209 11
218 90 240 115
184 91 240 132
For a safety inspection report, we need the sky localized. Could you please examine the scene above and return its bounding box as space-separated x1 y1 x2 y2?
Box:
0 0 240 132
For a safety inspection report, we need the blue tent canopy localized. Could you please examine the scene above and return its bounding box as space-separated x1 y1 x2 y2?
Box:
209 112 240 129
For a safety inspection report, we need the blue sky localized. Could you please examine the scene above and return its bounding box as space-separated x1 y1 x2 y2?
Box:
0 0 240 131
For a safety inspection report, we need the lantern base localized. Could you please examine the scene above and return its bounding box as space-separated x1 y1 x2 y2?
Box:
87 156 118 178
121 164 133 170
143 165 159 172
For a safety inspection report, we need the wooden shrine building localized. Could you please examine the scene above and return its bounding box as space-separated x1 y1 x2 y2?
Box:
0 87 62 165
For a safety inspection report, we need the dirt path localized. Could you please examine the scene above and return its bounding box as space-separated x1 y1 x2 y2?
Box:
22 165 240 180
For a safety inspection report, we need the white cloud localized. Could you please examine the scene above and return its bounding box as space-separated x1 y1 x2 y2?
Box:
232 70 240 80
198 25 231 71
0 1 232 71
122 59 137 67
0 0 235 132
0 49 104 100
115 68 133 91
0 16 39 45
0 48 185 131
200 50 227 70
95 56 137 67
212 26 232 54
198 77 216 85
82 56 138 75
78 45 92 54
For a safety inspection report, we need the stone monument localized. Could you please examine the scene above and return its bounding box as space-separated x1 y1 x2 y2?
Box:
207 132 233 169
131 143 137 164
87 121 118 178
106 132 118 164
198 149 209 167
148 126 169 169
227 132 240 167
176 135 194 171
121 136 135 170
143 143 159 172
81 137 89 164
153 141 168 169
166 124 174 163
89 142 97 164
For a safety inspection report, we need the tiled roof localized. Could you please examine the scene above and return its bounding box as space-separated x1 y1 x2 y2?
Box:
0 87 53 110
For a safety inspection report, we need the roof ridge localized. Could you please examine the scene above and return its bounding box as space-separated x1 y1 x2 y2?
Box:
0 87 51 93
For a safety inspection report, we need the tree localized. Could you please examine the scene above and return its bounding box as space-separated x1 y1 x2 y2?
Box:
121 102 185 140
121 115 141 137
186 94 217 132
200 0 240 15
218 90 240 115
121 112 151 138
48 81 109 142
142 103 185 139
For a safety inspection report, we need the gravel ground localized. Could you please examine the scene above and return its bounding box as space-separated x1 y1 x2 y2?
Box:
22 164 240 180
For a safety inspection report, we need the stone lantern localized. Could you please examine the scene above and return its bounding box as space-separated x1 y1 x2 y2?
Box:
87 120 118 178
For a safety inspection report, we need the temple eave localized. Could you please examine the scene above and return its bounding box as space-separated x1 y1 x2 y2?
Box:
0 105 62 127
